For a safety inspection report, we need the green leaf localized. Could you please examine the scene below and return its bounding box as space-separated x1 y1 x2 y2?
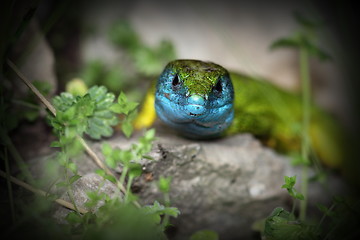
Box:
68 162 78 174
144 128 156 141
76 94 95 116
281 176 296 189
109 104 124 114
104 174 117 184
52 92 76 112
95 169 106 177
105 156 116 169
295 193 305 200
143 155 154 160
80 85 118 140
190 230 219 240
102 142 113 156
264 207 319 240
111 92 139 115
111 148 122 162
121 119 133 138
119 149 134 165
128 163 142 178
62 105 76 121
85 191 107 209
281 176 304 200
162 207 180 217
65 212 83 224
69 174 81 184
301 39 331 61
96 168 117 184
56 181 69 188
50 141 61 147
158 176 172 193
270 37 301 50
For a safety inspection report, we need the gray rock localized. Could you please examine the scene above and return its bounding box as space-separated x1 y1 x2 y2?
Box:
28 126 345 239
135 132 290 240
53 173 121 224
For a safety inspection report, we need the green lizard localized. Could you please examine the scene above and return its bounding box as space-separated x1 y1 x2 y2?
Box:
134 59 344 168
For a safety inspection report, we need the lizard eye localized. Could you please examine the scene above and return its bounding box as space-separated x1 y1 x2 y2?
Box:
214 79 222 93
172 74 180 87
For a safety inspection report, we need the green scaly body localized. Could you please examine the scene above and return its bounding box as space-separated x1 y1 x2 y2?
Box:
135 61 344 168
228 72 343 167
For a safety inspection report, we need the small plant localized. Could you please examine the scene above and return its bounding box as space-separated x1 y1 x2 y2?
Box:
263 12 358 240
1 60 180 239
270 10 330 221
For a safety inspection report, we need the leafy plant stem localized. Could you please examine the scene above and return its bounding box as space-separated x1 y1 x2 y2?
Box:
6 59 116 182
66 188 80 214
62 152 80 214
119 166 129 187
161 192 171 229
291 197 297 216
125 175 134 204
299 47 311 221
3 148 16 223
0 170 88 214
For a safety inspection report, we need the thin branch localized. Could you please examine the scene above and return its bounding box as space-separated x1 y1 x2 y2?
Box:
6 59 56 116
0 170 88 214
77 136 114 177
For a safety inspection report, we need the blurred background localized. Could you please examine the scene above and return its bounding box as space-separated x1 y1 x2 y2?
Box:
5 0 358 123
2 0 359 182
1 0 360 238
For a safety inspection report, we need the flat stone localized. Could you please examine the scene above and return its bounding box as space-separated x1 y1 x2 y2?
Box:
28 126 346 239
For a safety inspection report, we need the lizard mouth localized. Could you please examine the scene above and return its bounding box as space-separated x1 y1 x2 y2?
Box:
185 104 206 116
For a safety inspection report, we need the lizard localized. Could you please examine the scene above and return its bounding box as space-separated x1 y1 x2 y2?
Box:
134 59 344 168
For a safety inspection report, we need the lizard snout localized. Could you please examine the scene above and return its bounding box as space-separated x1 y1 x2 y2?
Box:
185 95 206 116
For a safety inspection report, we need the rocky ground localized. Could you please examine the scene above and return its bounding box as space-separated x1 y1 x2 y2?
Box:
26 122 347 239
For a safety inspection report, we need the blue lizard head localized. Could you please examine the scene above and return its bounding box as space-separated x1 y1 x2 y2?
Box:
155 59 234 139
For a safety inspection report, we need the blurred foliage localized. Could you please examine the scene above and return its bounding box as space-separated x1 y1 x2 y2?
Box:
264 207 319 240
190 230 219 240
79 19 176 101
109 19 176 76
270 11 331 61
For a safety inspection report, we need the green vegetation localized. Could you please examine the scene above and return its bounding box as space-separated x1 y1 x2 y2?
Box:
1 62 180 239
79 19 176 101
262 12 359 240
1 5 358 240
